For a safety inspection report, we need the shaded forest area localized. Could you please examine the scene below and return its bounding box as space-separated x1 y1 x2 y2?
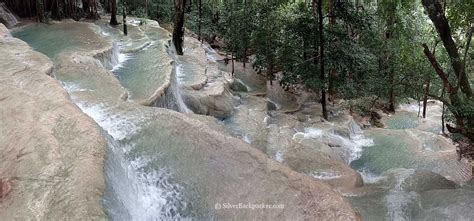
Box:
1 0 102 20
3 0 473 155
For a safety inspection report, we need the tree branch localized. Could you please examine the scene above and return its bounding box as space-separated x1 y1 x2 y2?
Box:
422 43 455 94
422 0 472 98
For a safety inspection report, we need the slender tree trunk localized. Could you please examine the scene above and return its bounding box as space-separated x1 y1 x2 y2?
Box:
243 48 247 68
145 0 148 17
422 0 472 98
173 0 185 55
422 0 474 142
328 0 336 103
51 0 60 20
110 0 118 25
123 2 127 35
197 0 202 41
388 69 395 112
231 52 235 76
313 0 328 120
36 0 45 23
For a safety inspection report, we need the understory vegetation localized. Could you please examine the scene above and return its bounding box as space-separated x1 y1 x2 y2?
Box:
138 0 473 149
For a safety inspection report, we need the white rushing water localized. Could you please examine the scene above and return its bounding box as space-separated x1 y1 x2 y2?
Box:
72 100 188 220
169 63 193 113
60 30 191 220
292 121 374 164
385 169 419 221
0 3 18 28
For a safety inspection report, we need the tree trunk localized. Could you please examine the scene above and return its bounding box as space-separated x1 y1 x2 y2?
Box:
173 0 185 55
197 0 202 41
385 12 396 112
231 52 235 76
51 0 61 20
328 0 336 103
122 3 127 36
423 44 473 141
422 0 472 98
110 0 118 25
313 0 328 120
36 0 45 23
243 48 247 68
388 69 395 112
145 0 148 17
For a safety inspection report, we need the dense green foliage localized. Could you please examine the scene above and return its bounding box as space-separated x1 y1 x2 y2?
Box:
115 0 472 143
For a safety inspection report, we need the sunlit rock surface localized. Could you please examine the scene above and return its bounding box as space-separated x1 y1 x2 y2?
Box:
11 19 361 220
178 37 236 118
266 112 365 192
0 24 107 220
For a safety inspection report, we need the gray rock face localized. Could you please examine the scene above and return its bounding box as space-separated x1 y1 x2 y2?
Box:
47 21 361 220
0 3 17 29
416 189 474 220
6 20 364 220
266 114 364 192
100 105 363 220
402 170 458 192
178 37 236 118
0 24 107 220
383 169 458 192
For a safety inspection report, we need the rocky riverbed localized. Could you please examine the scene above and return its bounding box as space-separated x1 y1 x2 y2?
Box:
1 9 473 219
2 18 362 220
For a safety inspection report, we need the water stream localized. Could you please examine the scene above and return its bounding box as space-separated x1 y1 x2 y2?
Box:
13 21 195 220
12 20 473 221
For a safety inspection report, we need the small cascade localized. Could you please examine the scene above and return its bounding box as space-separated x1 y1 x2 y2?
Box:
153 62 192 113
384 169 419 221
73 102 189 220
201 43 218 62
293 120 374 164
0 3 18 28
94 42 129 71
153 42 193 113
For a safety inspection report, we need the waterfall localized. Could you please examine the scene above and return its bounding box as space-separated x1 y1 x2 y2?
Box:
94 42 129 71
0 3 18 28
385 169 419 221
71 101 188 220
154 42 193 114
153 62 192 113
103 136 188 221
201 43 218 62
292 121 374 164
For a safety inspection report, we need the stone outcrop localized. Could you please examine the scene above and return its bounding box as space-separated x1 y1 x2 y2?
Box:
267 121 364 193
0 24 107 220
43 20 362 220
86 103 362 220
178 37 236 118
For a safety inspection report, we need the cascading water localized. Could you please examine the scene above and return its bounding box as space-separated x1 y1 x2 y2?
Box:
153 61 193 113
74 102 189 221
97 42 130 71
0 3 18 28
292 120 374 164
12 19 474 221
58 23 192 219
